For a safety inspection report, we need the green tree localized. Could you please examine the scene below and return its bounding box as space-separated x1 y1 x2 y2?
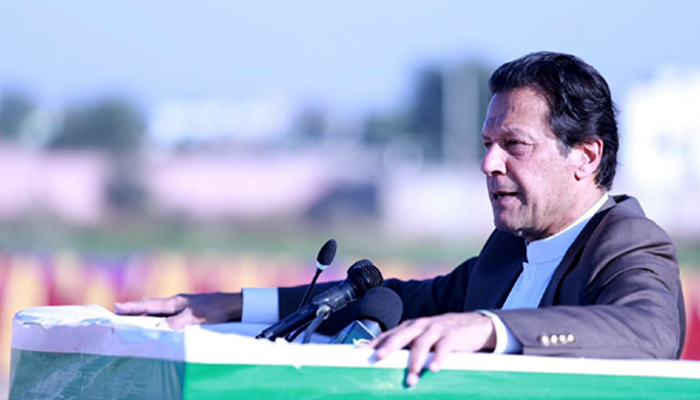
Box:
295 105 327 142
407 65 444 160
361 66 443 150
50 97 146 154
0 89 35 141
362 113 408 145
49 96 149 214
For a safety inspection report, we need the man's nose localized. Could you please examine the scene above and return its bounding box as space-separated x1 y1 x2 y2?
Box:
481 145 507 176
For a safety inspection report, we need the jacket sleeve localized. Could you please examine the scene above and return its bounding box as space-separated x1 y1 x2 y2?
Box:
490 213 685 359
384 257 478 320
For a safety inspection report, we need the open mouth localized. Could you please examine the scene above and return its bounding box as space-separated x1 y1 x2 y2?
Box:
492 192 518 200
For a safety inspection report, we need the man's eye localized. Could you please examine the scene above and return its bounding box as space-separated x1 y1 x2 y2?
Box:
483 142 492 149
505 140 530 155
506 140 529 150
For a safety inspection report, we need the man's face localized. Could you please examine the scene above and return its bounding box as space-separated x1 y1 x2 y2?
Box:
481 87 581 242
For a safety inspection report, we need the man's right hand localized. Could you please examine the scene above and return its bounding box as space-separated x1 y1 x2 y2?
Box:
114 292 242 329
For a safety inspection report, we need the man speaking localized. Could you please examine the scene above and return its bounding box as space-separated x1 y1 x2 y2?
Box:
115 52 685 387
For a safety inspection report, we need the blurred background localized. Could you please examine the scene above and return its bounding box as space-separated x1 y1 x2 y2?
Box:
2 0 700 396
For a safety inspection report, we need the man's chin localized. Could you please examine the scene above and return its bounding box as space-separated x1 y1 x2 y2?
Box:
493 219 517 235
493 215 527 236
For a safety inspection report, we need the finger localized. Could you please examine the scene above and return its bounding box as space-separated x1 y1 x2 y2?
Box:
362 333 384 349
374 324 425 360
161 308 198 329
406 324 442 377
429 336 455 373
114 299 147 314
116 296 187 316
405 371 420 387
364 326 397 350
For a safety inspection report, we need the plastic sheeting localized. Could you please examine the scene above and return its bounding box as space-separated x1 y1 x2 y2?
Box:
10 350 184 400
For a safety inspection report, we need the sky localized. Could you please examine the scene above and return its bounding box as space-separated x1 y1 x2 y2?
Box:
1 0 700 116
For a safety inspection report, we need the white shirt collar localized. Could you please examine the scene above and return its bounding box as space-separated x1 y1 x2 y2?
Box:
526 193 609 264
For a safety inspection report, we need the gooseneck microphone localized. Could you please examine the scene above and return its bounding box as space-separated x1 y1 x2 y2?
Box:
298 239 337 309
330 287 403 345
257 259 383 341
285 239 338 342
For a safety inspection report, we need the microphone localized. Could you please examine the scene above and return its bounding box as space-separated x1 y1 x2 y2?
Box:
316 239 337 271
330 287 403 345
257 259 383 341
285 239 338 342
297 239 337 309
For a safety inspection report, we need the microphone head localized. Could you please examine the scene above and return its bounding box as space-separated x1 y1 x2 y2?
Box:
354 287 403 331
316 239 337 270
346 259 383 297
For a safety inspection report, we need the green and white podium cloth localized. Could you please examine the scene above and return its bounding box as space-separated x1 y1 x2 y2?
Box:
10 305 700 399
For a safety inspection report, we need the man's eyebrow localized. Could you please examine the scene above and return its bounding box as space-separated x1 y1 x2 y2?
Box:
482 124 522 136
500 125 535 138
482 128 536 146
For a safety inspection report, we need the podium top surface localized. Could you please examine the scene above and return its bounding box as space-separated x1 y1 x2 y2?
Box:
12 305 700 379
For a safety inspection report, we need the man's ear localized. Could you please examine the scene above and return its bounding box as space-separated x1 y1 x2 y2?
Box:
572 138 603 181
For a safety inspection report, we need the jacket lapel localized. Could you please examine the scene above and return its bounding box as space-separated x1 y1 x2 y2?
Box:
481 256 526 309
464 231 526 310
539 196 616 306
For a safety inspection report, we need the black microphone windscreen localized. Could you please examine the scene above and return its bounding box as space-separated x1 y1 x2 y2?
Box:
346 259 383 296
316 239 337 268
257 259 383 341
354 287 403 331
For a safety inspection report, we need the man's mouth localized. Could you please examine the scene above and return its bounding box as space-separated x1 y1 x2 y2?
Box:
492 191 518 200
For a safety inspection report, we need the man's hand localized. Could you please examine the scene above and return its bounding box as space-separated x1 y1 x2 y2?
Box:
114 292 242 329
366 312 496 386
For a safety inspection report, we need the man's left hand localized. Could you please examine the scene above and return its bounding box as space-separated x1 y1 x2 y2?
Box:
365 312 496 386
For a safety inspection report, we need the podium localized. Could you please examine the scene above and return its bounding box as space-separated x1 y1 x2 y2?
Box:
10 305 700 399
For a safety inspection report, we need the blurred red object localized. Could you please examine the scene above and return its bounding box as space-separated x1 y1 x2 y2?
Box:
682 298 700 360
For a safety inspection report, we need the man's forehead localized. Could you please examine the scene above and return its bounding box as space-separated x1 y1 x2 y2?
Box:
482 88 550 134
482 108 507 131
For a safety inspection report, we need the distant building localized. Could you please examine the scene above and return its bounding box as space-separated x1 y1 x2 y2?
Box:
618 67 700 236
149 95 297 146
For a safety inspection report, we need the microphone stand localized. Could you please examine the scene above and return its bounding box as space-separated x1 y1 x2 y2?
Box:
285 321 312 342
302 304 331 344
297 268 323 310
278 239 337 342
285 260 327 342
